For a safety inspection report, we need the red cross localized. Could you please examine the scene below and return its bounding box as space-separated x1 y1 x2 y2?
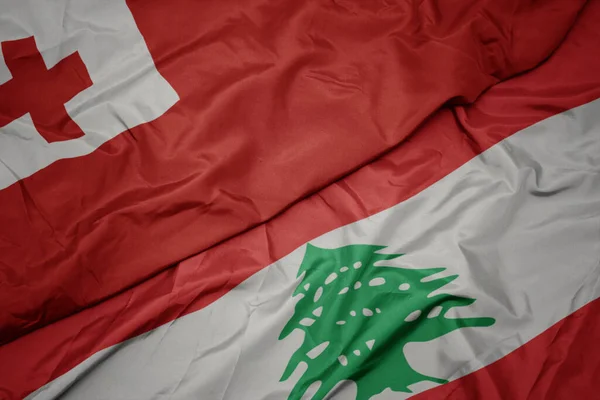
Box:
0 36 92 143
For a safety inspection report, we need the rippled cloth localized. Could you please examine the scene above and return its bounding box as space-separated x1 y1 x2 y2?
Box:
0 0 587 344
2 1 600 398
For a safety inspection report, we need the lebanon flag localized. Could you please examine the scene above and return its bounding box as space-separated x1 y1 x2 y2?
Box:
2 0 600 399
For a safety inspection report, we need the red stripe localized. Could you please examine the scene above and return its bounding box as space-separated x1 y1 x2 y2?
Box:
1 2 599 398
0 0 586 344
414 297 600 400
